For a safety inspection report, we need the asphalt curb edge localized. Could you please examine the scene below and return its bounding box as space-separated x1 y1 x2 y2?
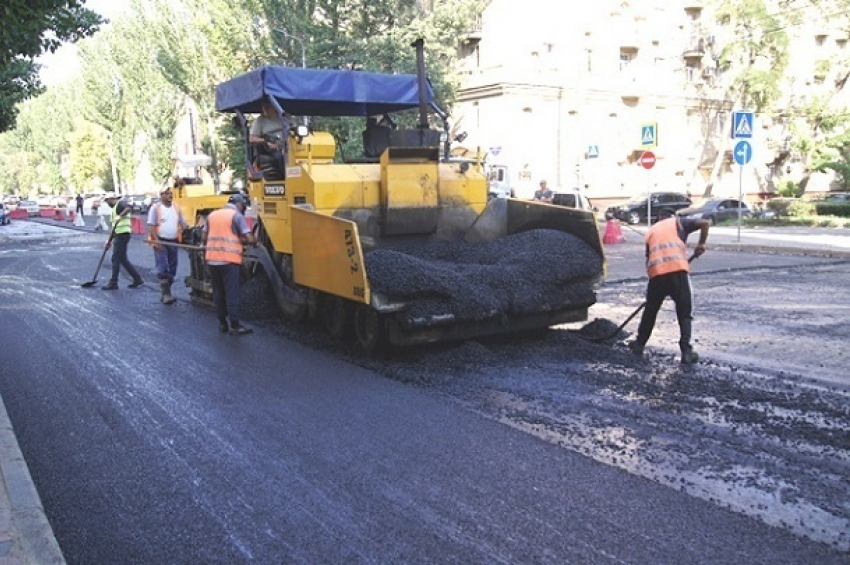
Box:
712 242 850 258
0 396 65 564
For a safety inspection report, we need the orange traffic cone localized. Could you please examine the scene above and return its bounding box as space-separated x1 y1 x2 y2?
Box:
602 219 626 244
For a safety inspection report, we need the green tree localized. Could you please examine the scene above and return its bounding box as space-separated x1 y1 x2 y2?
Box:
68 118 110 191
5 85 79 195
0 0 103 131
0 134 39 196
77 31 134 191
701 0 790 196
784 0 850 191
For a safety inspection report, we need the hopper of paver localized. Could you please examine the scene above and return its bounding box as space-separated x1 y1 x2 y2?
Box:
353 197 605 349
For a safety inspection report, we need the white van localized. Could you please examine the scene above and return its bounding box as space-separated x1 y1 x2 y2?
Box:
552 190 595 212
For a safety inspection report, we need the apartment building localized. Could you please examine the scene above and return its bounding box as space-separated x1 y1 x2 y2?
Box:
452 0 850 201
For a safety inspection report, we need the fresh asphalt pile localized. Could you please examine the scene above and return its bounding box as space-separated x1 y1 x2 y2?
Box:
364 229 603 322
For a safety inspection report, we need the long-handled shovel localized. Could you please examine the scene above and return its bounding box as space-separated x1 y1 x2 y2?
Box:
81 220 119 288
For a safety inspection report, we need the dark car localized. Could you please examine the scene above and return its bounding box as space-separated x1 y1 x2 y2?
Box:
677 198 752 225
824 192 850 202
606 192 692 224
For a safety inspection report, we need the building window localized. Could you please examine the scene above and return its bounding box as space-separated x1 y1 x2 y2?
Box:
620 52 633 71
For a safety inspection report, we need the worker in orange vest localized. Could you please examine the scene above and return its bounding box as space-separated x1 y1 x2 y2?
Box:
202 194 257 335
628 208 709 364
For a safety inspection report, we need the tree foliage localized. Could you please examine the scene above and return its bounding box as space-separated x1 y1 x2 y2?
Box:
0 0 488 195
0 0 103 132
68 118 110 191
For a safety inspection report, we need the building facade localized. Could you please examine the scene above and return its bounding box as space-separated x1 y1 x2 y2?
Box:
452 0 850 201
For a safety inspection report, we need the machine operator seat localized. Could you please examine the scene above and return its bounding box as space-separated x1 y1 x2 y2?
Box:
254 153 285 181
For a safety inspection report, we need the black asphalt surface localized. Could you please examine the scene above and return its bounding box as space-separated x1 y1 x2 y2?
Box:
0 218 847 563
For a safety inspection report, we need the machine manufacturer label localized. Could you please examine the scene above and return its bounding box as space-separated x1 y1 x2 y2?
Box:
264 184 286 196
287 166 302 178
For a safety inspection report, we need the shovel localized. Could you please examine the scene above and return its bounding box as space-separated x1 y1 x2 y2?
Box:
81 219 120 288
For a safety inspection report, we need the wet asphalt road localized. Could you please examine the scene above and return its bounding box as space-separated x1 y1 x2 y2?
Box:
0 222 848 563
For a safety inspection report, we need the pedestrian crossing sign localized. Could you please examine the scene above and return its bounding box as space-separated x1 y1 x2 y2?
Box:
732 111 754 139
640 123 657 148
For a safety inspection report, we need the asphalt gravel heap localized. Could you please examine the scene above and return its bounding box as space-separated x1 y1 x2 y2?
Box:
364 229 604 324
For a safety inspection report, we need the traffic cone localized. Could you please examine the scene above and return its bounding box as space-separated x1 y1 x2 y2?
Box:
602 219 625 244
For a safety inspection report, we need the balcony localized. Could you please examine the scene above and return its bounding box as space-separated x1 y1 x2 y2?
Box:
683 37 706 60
462 16 482 44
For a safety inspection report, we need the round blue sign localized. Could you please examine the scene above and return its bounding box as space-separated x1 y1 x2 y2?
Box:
734 140 752 165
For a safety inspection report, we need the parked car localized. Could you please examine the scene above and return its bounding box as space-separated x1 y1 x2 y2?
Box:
17 200 40 217
551 190 596 212
0 202 9 225
677 198 752 225
824 192 850 202
606 192 692 224
127 194 149 214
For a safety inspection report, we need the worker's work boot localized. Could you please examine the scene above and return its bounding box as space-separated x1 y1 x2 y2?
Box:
129 279 144 289
101 281 118 290
229 322 253 336
627 340 644 356
681 347 699 365
160 282 176 305
218 319 229 333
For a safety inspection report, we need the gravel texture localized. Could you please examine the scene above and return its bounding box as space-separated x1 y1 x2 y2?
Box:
364 229 603 322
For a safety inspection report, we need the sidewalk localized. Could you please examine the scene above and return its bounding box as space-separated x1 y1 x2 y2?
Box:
1 214 849 564
614 221 850 258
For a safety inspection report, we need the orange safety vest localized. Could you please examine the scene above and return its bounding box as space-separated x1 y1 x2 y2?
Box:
148 202 185 243
645 217 689 278
205 208 243 265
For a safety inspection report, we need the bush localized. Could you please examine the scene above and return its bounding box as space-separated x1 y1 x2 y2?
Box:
777 180 804 198
766 198 796 216
815 202 850 218
788 199 816 217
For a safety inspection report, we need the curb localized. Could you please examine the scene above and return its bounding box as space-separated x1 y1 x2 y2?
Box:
712 242 850 259
0 397 65 565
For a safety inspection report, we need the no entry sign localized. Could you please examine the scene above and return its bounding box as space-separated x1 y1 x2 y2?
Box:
639 151 656 170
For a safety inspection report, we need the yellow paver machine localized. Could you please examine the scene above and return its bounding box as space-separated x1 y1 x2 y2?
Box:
184 41 605 352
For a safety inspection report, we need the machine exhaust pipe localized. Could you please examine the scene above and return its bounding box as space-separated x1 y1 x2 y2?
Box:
411 38 429 130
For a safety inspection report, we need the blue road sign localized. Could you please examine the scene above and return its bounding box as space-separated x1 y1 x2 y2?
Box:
732 111 754 139
586 145 599 158
734 140 752 165
640 123 657 148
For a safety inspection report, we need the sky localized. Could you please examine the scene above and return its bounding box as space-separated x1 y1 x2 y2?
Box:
37 0 130 86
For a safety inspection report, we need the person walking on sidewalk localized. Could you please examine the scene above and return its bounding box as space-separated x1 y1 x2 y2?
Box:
628 208 709 364
147 186 188 304
202 194 257 335
75 194 84 216
102 193 144 291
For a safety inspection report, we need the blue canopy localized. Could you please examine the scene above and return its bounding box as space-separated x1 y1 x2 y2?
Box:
215 66 434 117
